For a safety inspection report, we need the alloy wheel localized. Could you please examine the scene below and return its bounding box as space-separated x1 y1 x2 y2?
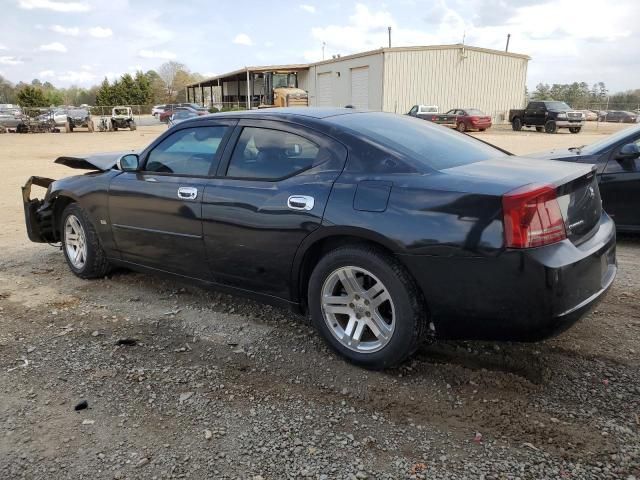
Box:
64 214 87 269
321 266 395 353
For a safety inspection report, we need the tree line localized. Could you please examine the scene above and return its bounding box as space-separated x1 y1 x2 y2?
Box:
0 61 204 110
530 82 640 111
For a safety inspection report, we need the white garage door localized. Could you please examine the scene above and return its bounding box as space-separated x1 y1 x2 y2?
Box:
316 72 332 107
350 67 369 110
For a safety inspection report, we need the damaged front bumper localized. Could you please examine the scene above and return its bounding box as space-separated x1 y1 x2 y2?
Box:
22 176 56 243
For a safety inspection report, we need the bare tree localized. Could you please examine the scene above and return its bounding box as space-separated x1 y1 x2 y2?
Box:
157 61 186 99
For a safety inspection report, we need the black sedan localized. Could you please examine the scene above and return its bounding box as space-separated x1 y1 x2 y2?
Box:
22 109 616 368
531 125 640 231
599 111 638 123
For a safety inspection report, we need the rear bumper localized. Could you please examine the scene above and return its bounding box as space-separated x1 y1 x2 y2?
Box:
399 213 617 341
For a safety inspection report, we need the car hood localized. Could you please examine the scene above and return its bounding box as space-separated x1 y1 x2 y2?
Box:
54 150 136 171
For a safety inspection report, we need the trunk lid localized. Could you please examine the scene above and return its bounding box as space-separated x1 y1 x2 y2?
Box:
443 157 602 245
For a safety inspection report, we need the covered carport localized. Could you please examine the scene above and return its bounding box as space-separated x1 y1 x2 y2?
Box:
185 64 309 110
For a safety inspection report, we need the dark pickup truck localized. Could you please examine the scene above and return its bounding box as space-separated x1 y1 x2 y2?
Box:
407 105 457 127
509 101 585 134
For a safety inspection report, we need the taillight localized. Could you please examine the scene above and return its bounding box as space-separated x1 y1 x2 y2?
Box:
431 115 437 121
502 184 566 248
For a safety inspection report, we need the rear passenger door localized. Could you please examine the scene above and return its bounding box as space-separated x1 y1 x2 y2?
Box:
202 120 347 299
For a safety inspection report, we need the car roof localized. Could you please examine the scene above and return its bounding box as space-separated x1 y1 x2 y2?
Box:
207 107 359 120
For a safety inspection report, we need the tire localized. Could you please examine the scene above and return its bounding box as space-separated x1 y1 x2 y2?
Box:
61 203 111 279
479 128 486 132
457 122 466 133
308 245 428 369
569 127 581 134
544 120 557 134
511 117 522 131
535 126 544 132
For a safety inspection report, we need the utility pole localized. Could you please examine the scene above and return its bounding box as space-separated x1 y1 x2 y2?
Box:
505 33 511 52
322 42 326 61
388 26 392 48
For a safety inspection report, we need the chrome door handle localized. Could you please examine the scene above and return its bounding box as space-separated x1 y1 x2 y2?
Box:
287 195 314 211
177 187 198 200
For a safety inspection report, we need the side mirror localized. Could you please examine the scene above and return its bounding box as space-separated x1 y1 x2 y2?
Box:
117 154 140 172
616 143 640 160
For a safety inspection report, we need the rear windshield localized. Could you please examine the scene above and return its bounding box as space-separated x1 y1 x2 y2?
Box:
327 112 507 170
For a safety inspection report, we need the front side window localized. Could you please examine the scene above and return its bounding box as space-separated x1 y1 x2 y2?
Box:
226 127 320 180
145 126 229 176
408 105 418 115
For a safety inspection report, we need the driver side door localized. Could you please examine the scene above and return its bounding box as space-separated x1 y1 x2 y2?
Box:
108 121 236 278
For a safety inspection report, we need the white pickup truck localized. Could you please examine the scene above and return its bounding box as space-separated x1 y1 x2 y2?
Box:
407 105 457 127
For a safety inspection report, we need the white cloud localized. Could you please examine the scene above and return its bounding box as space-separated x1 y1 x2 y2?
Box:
138 49 176 60
88 27 113 38
18 0 89 12
300 4 316 13
39 69 55 78
50 25 79 36
0 44 7 50
56 70 97 83
233 33 253 46
39 42 68 53
0 56 24 65
127 65 143 72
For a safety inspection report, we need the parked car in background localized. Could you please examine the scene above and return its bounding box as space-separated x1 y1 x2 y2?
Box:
152 105 166 117
179 103 208 113
167 110 199 128
509 101 585 134
407 105 457 127
0 107 25 128
445 108 492 132
23 108 616 368
599 111 638 123
578 110 598 121
159 106 206 123
531 124 640 231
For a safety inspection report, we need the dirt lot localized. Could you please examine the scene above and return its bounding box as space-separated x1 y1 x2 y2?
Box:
0 122 638 479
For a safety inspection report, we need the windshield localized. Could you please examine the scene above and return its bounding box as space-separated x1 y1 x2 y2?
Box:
580 124 640 154
327 112 508 171
545 101 572 111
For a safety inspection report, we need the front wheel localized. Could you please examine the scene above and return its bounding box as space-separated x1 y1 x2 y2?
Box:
61 204 111 279
569 127 581 134
308 245 428 369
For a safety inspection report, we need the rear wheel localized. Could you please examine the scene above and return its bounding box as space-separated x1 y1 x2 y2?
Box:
535 126 544 132
544 120 557 134
511 117 522 131
457 122 466 133
61 203 111 279
569 127 581 134
308 245 428 369
479 128 486 132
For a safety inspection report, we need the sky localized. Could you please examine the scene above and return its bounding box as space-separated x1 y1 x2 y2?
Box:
0 0 638 92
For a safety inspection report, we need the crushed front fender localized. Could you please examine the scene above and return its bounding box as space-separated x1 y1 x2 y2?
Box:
22 176 56 243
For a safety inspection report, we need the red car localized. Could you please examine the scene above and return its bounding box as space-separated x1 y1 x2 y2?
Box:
446 108 492 132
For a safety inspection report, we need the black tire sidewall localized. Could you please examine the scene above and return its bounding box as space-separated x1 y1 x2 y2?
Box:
512 118 522 131
308 247 424 369
545 120 557 134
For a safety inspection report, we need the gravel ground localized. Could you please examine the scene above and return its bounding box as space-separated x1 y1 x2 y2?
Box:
0 123 638 479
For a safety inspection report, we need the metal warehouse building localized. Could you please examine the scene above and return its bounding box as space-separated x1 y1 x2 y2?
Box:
186 44 529 121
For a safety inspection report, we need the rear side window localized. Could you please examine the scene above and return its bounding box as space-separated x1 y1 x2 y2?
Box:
226 127 321 180
328 112 507 171
145 126 228 176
